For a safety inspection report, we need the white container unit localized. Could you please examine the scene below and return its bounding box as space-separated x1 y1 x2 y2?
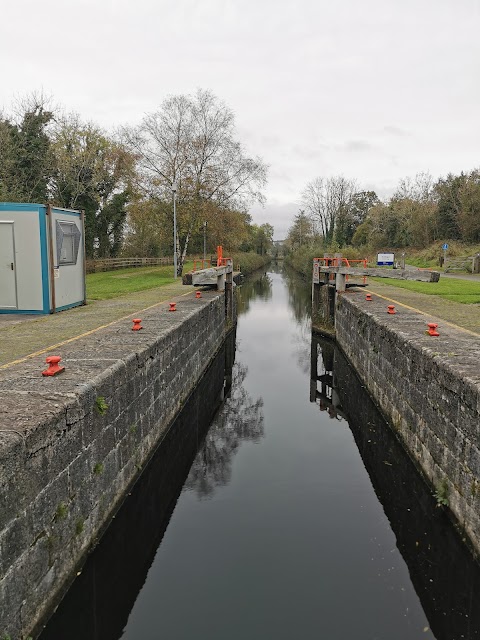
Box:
0 203 86 314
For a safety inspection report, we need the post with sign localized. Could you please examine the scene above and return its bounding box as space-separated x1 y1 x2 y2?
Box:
377 253 395 267
442 243 448 270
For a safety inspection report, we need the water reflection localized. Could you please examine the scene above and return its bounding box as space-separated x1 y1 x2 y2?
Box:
236 270 272 316
183 361 264 499
283 264 312 324
311 333 480 640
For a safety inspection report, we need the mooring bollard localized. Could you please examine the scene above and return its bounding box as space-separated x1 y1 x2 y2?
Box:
387 305 396 314
42 355 65 377
132 318 143 331
427 322 440 336
195 290 202 299
365 294 372 301
169 302 177 312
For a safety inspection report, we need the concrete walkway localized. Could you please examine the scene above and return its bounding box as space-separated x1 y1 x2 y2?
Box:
364 280 480 335
0 281 192 368
1 275 479 368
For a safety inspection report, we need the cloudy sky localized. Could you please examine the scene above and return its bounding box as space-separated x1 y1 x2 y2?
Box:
1 0 479 238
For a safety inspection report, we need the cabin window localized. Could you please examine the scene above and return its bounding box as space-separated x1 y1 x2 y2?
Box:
56 220 81 266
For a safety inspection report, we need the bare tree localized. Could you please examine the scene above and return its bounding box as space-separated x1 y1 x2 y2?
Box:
121 89 267 274
393 172 434 203
302 175 357 243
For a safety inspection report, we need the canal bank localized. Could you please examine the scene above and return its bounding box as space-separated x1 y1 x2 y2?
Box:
313 283 480 557
0 289 234 640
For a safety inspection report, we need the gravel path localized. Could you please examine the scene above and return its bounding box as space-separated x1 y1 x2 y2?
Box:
365 280 480 334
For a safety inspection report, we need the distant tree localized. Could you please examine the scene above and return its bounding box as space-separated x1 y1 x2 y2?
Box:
121 89 267 274
51 114 135 257
457 170 480 242
335 190 379 247
254 223 274 255
393 172 434 203
0 94 55 202
432 171 480 242
353 202 401 247
122 198 171 257
0 118 19 200
302 176 357 244
286 210 314 250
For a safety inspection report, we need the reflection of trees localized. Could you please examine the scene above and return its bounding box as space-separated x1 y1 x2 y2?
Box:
183 362 264 498
283 265 312 324
292 323 312 375
280 265 314 373
236 272 272 316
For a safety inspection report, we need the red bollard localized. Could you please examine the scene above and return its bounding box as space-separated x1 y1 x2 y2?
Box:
42 355 65 377
169 302 177 312
387 305 396 314
132 318 143 331
365 294 372 301
195 291 202 299
427 322 440 336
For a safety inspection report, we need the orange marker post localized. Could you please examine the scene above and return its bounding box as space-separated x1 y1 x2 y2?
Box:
427 322 440 336
42 355 65 377
132 318 143 331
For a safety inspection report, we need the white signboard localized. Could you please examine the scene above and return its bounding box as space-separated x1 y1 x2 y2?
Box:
377 253 394 266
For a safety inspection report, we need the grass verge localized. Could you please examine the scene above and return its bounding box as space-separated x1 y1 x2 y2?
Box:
370 277 480 304
86 253 270 301
86 262 193 300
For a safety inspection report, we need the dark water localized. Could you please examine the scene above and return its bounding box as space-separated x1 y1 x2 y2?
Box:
39 267 480 640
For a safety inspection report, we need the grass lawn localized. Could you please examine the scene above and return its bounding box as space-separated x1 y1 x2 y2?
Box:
86 262 193 300
370 277 480 304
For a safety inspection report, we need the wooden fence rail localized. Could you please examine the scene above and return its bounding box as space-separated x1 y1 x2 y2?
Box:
445 254 480 274
85 257 174 274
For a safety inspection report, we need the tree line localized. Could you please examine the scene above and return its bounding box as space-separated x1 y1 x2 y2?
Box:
286 170 480 252
0 91 272 273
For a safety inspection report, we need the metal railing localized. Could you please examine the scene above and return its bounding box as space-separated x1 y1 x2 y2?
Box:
314 257 368 284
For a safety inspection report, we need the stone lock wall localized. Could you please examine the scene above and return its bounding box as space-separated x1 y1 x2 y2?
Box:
335 294 480 556
0 292 229 639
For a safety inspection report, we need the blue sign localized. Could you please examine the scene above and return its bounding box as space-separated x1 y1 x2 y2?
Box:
442 243 449 250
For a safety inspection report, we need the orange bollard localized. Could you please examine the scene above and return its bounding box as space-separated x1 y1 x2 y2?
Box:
132 318 143 331
387 305 396 314
365 294 372 301
195 290 202 299
42 355 65 377
169 302 177 312
427 322 440 336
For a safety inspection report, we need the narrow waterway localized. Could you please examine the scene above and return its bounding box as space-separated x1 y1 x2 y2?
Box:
40 267 480 640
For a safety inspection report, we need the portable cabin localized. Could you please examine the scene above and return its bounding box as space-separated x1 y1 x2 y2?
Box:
0 203 86 314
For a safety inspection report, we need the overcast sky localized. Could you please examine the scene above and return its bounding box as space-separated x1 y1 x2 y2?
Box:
2 0 479 238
